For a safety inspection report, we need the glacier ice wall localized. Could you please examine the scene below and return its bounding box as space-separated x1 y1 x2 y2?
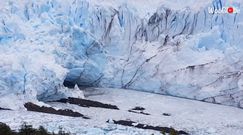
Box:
0 0 243 109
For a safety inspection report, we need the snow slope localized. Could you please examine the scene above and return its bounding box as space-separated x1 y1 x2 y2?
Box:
0 0 243 109
1 88 243 135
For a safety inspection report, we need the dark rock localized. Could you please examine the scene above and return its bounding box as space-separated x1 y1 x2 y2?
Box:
162 113 171 116
55 97 119 110
24 102 89 119
128 106 150 115
130 106 145 111
128 110 150 115
107 119 188 135
0 107 11 110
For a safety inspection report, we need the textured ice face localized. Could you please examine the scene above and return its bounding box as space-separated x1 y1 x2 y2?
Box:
0 0 243 109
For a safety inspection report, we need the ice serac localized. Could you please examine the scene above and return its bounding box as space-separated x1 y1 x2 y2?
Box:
0 0 243 109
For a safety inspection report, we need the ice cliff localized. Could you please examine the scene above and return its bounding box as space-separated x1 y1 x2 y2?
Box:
0 0 243 109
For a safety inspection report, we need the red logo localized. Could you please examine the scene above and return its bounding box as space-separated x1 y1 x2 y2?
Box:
228 7 234 13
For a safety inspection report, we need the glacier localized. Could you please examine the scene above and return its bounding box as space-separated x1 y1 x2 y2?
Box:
0 0 243 109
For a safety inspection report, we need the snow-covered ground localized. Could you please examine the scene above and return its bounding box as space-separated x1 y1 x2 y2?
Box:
1 88 243 135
